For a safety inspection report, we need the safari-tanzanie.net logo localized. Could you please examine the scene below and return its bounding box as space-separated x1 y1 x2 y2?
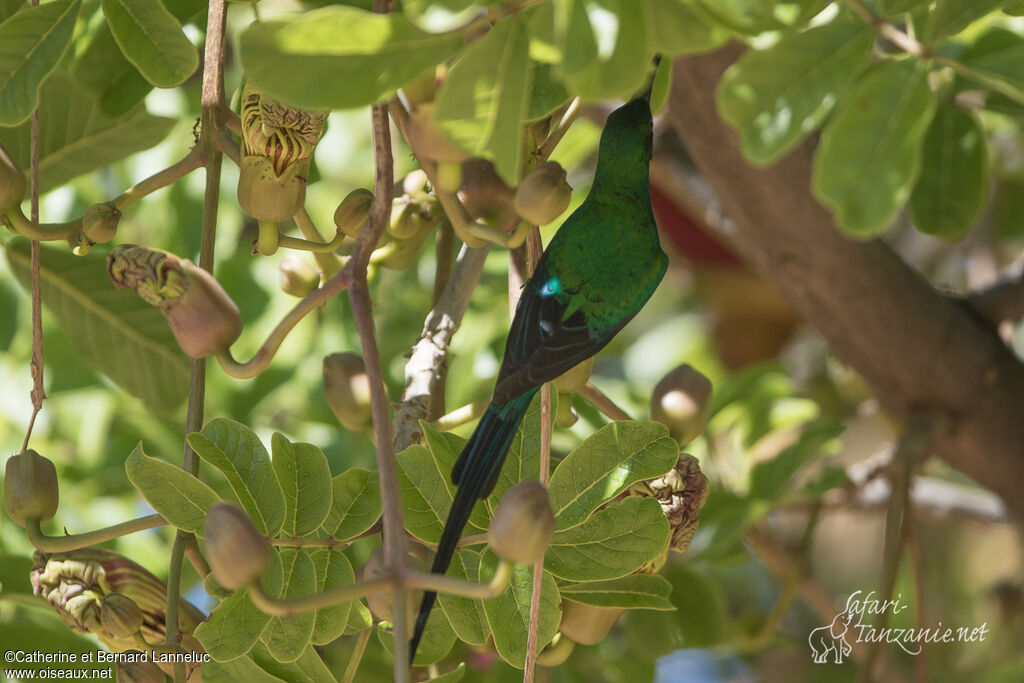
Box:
808 590 989 664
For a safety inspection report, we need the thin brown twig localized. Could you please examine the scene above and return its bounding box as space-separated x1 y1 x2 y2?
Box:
578 382 633 421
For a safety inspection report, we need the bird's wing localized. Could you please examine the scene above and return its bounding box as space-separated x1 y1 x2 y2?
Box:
491 258 630 406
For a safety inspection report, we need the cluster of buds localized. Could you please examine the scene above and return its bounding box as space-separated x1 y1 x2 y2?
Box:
4 449 59 527
107 244 242 358
30 549 204 668
238 86 327 222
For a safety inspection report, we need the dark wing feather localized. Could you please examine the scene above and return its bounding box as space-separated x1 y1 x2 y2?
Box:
491 258 630 406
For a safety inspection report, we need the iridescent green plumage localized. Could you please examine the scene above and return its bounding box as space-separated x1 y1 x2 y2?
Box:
410 93 667 661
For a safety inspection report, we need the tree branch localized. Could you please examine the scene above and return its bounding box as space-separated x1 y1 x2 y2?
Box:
666 46 1024 519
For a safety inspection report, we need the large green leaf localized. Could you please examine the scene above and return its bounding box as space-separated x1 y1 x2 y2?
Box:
202 655 288 683
643 0 728 56
270 433 332 537
908 103 988 241
0 0 79 125
436 549 490 646
716 19 873 165
928 0 1006 41
101 0 198 87
308 549 355 646
695 0 780 35
812 60 937 237
434 15 532 184
545 496 669 581
125 443 219 536
561 0 650 100
195 589 271 661
0 72 176 192
239 5 465 110
187 418 287 536
426 664 466 683
321 468 381 541
251 642 338 683
959 28 1024 107
559 574 675 610
485 391 550 517
548 420 678 531
71 22 153 117
378 605 458 666
5 240 189 412
481 550 560 668
260 549 318 663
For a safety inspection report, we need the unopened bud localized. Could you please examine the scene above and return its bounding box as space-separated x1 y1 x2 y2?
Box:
650 364 712 446
278 254 319 297
488 480 555 564
100 593 144 639
554 397 578 429
457 159 517 231
107 245 242 358
0 142 26 214
82 203 120 243
514 162 572 226
559 601 625 645
4 450 58 527
333 188 374 238
322 353 372 432
388 197 429 240
402 169 430 198
204 502 271 590
552 358 593 395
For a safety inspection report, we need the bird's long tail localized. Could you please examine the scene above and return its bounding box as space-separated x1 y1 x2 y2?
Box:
409 390 537 662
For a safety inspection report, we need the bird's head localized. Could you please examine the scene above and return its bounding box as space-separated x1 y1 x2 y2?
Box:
595 97 654 185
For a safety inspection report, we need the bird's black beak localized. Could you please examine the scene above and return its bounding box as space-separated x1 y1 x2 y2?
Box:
634 54 663 103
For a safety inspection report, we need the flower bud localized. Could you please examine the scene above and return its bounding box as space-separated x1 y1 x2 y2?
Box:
435 162 462 193
388 197 429 240
100 593 144 639
405 103 467 163
278 254 320 297
334 188 375 238
82 203 120 244
4 449 58 527
457 159 517 231
1 142 27 214
237 86 326 221
204 502 272 590
107 245 242 358
514 162 572 226
322 353 372 432
650 364 712 446
552 358 593 395
488 480 555 564
559 600 625 645
31 548 204 659
402 169 430 198
554 398 578 429
639 455 708 555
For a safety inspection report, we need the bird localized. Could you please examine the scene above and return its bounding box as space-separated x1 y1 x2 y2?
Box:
409 70 668 662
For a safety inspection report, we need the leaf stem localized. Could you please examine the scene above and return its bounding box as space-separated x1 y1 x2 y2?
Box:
404 560 514 599
578 382 633 421
249 575 393 618
342 628 373 683
112 146 205 211
537 97 580 161
25 515 167 553
296 207 345 277
433 399 490 432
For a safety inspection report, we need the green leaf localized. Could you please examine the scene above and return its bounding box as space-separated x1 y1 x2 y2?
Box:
716 19 873 165
271 433 332 537
562 0 650 100
396 440 486 545
928 0 1006 41
436 549 490 646
4 240 189 412
644 0 728 55
195 589 271 661
377 604 457 666
0 72 176 192
71 22 153 117
908 103 988 241
545 496 670 581
187 418 287 536
0 554 34 596
239 5 464 110
879 0 930 15
548 420 678 531
485 391 551 516
665 564 730 646
695 0 780 35
100 0 198 87
0 0 79 125
559 574 675 610
526 61 570 121
427 664 466 683
812 60 937 237
344 601 372 634
322 468 381 540
959 28 1024 107
553 0 598 75
251 642 338 683
125 443 219 536
308 549 355 646
202 656 288 683
749 421 843 500
481 550 560 668
992 178 1024 239
261 549 318 663
434 15 531 183
420 423 486 531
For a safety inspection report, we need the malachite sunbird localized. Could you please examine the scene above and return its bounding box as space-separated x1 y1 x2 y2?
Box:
409 71 668 662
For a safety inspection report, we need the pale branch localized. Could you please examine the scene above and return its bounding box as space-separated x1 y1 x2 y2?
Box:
393 244 490 451
667 47 1024 519
578 383 633 421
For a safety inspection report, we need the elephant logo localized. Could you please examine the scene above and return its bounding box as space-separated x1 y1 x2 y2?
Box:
808 610 854 664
